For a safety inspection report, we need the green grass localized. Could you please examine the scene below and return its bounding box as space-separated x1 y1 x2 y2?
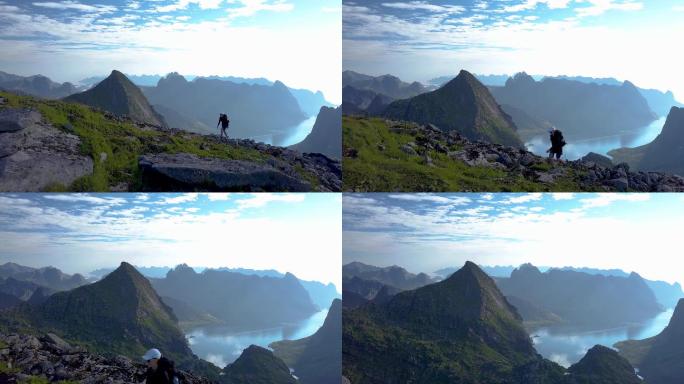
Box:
1 91 321 191
343 116 584 192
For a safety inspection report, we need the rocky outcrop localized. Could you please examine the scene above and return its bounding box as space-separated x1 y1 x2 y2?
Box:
0 332 211 384
0 108 94 191
289 106 342 159
345 118 684 192
139 139 340 192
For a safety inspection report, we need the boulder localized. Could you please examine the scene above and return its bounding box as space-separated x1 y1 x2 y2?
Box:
139 153 313 192
0 109 41 133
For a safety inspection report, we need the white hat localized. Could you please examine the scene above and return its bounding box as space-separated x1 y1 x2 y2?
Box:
142 348 162 361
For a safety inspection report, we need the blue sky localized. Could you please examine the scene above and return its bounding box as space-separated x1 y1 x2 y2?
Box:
344 193 684 285
0 193 342 289
0 0 341 103
344 0 684 101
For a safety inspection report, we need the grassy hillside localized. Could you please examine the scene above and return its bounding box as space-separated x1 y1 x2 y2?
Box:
1 91 322 191
343 116 583 192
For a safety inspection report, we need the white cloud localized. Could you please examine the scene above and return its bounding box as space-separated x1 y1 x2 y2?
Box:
579 194 650 209
381 1 465 14
32 1 117 13
236 193 305 209
552 193 575 200
155 193 199 205
575 0 643 17
155 0 224 12
387 193 470 204
43 194 126 205
225 0 294 18
206 194 231 201
503 193 543 204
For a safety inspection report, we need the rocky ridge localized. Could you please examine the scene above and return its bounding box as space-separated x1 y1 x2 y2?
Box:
0 332 210 384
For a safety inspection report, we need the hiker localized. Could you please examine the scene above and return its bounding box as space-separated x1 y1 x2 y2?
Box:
143 348 179 384
547 127 566 160
217 113 230 142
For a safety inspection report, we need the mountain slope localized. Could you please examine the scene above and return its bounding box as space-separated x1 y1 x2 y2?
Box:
222 345 296 384
342 116 684 191
610 106 684 176
382 70 523 147
151 264 318 328
489 73 656 139
0 262 88 291
342 70 427 100
616 298 684 384
2 262 195 364
343 262 540 383
64 70 165 127
566 345 641 384
271 299 341 384
289 106 341 159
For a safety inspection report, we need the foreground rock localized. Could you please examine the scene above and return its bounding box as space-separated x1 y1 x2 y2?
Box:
0 108 94 191
140 139 341 192
344 117 684 192
0 332 211 384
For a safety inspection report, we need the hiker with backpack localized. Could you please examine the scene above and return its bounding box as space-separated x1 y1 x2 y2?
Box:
217 113 230 142
547 127 566 160
143 348 179 384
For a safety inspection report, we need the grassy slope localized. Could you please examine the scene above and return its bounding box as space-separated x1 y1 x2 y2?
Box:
1 91 320 191
343 116 583 192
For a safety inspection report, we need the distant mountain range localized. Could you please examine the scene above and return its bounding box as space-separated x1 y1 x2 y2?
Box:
430 73 682 117
0 71 78 99
496 263 663 328
343 70 428 100
64 70 167 127
610 106 684 176
343 261 437 291
141 72 306 137
0 262 88 292
616 298 684 384
271 299 342 384
290 106 342 159
342 261 640 383
436 263 684 309
150 264 319 328
91 264 339 311
489 72 657 140
80 72 333 117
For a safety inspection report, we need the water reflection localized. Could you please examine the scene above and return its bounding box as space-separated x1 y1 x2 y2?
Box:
186 309 328 368
247 115 318 147
525 117 667 160
532 308 673 367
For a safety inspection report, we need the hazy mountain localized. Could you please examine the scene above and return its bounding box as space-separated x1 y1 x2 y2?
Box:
343 70 428 100
610 107 684 176
151 264 318 327
341 85 389 114
271 299 341 384
91 265 339 311
64 70 166 127
160 296 220 326
500 103 555 141
506 295 563 328
0 71 78 99
343 261 436 291
489 72 656 139
616 298 684 384
383 70 523 147
343 261 641 383
141 73 306 137
290 106 341 158
287 88 335 116
221 345 296 384
3 262 195 364
497 263 663 327
0 262 88 292
0 277 54 301
342 275 401 305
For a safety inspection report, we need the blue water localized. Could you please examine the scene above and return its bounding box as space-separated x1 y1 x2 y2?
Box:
525 117 667 160
532 308 673 367
185 309 328 368
247 115 317 147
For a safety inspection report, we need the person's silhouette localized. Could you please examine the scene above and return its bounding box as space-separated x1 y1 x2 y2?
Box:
547 127 566 160
217 113 230 142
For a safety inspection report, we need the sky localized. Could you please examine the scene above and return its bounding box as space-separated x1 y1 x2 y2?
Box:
0 0 341 104
0 193 342 290
343 0 684 101
343 193 684 286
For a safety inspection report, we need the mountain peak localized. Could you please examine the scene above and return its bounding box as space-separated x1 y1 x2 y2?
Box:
223 345 297 383
567 345 641 383
506 72 536 88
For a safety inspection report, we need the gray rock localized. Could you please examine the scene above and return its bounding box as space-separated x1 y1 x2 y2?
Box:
0 109 93 191
44 333 72 353
400 144 418 156
139 153 312 192
536 172 555 183
605 177 629 191
0 109 41 133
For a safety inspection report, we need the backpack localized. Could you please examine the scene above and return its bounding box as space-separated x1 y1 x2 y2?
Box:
158 357 179 384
